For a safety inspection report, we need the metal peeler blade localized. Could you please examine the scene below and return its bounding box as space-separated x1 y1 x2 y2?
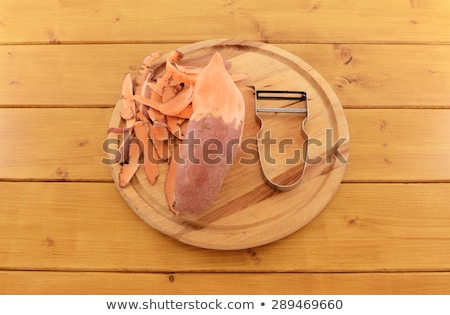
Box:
250 86 310 191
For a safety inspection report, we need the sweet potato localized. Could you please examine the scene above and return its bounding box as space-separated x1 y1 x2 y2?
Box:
166 52 245 215
113 50 244 213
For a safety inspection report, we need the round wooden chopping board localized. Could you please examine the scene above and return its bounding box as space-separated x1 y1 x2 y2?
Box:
107 39 349 250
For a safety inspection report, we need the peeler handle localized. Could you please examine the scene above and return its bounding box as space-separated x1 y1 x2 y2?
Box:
251 86 310 192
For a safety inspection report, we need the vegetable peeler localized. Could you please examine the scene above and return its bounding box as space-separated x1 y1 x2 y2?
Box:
250 86 309 191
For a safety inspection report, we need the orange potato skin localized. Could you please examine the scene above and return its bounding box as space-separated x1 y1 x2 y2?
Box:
173 115 242 214
169 52 245 215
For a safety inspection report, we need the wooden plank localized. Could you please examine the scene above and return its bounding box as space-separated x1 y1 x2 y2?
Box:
344 109 450 182
1 182 450 272
1 271 450 294
0 0 449 44
285 44 450 108
1 108 449 182
0 108 112 181
2 44 450 107
0 44 178 107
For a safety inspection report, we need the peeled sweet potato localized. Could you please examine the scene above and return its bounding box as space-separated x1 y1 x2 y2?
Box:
166 52 245 215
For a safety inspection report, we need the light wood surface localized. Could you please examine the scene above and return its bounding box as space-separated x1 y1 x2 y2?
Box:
1 0 450 294
2 44 450 107
1 108 447 182
2 271 450 295
1 182 450 272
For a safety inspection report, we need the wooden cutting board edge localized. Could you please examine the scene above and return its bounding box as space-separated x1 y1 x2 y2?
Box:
106 39 350 250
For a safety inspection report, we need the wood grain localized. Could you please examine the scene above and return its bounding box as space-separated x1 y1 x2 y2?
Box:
1 108 448 182
1 271 450 294
2 44 450 107
1 182 449 272
0 108 112 181
1 0 449 295
0 0 449 44
345 109 450 182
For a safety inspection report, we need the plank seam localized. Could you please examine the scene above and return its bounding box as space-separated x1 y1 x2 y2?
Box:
1 269 450 274
0 178 113 183
1 105 450 110
1 179 450 184
2 41 450 46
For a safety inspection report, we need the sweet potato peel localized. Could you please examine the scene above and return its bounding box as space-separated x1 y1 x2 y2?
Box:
109 50 247 215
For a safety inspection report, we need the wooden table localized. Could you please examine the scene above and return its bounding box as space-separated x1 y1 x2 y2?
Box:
1 0 450 294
